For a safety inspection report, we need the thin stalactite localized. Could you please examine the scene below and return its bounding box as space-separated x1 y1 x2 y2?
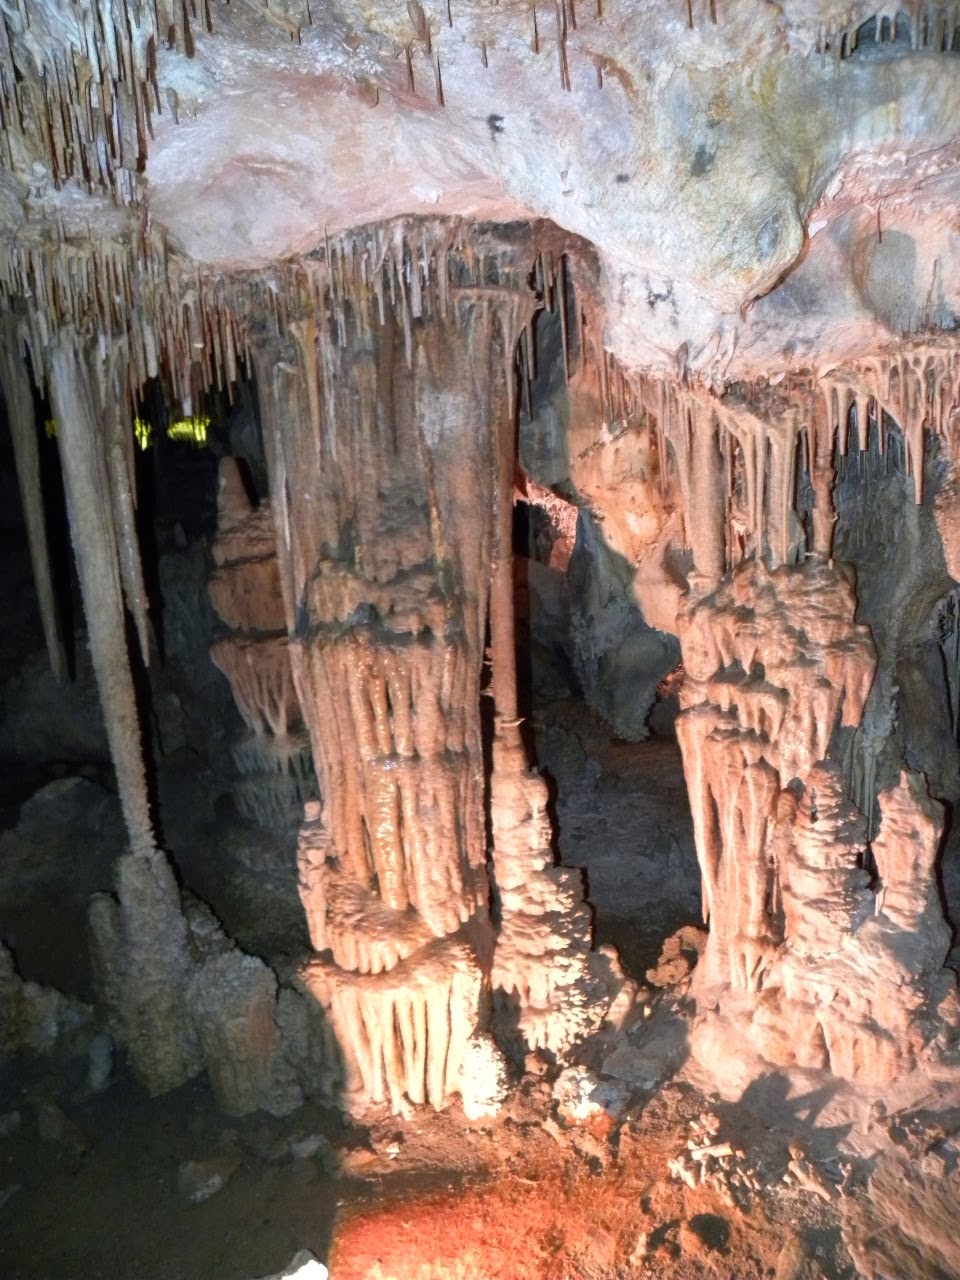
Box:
0 330 66 682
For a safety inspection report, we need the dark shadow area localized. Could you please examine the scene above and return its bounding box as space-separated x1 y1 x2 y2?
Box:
0 1061 348 1280
738 1073 847 1138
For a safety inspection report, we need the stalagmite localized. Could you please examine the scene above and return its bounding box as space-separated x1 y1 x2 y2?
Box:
761 766 955 1083
0 331 66 681
187 951 283 1117
676 558 878 1053
872 771 950 944
488 292 620 1059
667 409 960 1082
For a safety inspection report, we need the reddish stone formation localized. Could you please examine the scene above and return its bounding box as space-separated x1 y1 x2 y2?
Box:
677 556 956 1083
208 459 317 829
677 558 876 995
245 249 477 1109
489 733 608 1056
266 294 499 1111
762 768 954 1083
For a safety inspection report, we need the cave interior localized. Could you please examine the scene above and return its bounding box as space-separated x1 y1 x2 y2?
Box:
4 2 960 1278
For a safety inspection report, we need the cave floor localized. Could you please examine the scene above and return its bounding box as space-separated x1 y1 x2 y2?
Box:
0 1014 857 1280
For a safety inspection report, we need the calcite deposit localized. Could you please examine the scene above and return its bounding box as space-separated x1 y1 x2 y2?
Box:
209 458 318 829
2 0 960 1132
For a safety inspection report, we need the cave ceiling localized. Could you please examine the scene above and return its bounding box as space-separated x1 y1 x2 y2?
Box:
1 0 960 388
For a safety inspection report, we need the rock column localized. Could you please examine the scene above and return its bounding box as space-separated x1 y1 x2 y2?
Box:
256 281 511 1110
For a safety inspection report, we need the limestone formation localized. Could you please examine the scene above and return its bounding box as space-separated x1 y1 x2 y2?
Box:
90 873 337 1112
208 457 318 829
0 327 65 682
0 943 92 1059
675 559 956 1082
676 559 876 991
489 732 609 1057
459 1033 510 1121
188 950 288 1117
251 233 607 1110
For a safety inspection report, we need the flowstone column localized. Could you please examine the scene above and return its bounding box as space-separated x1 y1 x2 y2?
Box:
254 275 515 1111
670 379 959 1084
487 329 613 1059
254 231 622 1106
208 458 318 829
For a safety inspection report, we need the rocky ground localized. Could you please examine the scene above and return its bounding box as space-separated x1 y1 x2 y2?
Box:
2 680 940 1280
3 720 960 1279
0 984 863 1280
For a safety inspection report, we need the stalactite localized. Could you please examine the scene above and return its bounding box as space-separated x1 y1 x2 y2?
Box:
47 330 155 859
818 1 960 60
102 347 151 664
0 329 66 681
0 0 212 201
810 391 837 558
300 938 482 1111
687 403 725 588
822 337 960 504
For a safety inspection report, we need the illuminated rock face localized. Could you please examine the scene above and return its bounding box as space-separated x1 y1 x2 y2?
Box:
280 296 500 1111
250 237 606 1111
676 558 877 997
677 561 955 1083
775 768 953 1082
